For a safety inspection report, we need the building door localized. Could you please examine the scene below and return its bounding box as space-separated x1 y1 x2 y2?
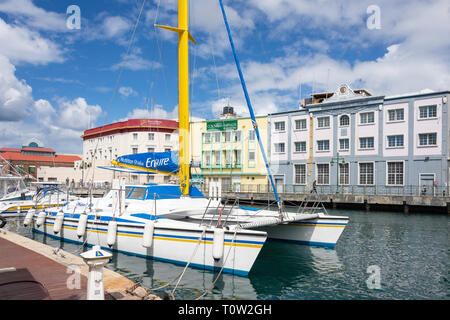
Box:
419 174 435 196
274 176 284 193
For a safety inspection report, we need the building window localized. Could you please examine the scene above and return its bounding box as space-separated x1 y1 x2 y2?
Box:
249 150 255 161
165 134 171 142
235 150 241 165
339 138 349 151
419 105 437 119
418 133 437 146
339 115 350 127
204 133 211 143
294 141 306 152
147 147 155 153
214 150 221 165
359 137 374 149
317 140 330 151
204 152 211 166
359 163 374 185
360 112 375 124
274 121 285 131
317 116 330 128
225 131 231 142
132 147 138 154
339 163 349 185
317 164 329 185
295 119 307 130
248 130 255 141
387 135 404 147
214 132 221 143
225 150 232 165
133 133 138 140
164 148 171 152
388 109 404 121
274 143 285 153
234 131 241 142
294 164 306 185
148 133 154 140
387 162 404 185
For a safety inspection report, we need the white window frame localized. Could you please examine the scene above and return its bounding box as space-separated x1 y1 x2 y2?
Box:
294 141 307 153
274 142 285 153
293 163 307 185
386 135 404 148
339 138 349 151
316 163 330 185
359 111 375 125
339 114 350 127
387 108 405 122
418 105 437 120
386 161 405 186
339 162 350 185
358 162 375 186
317 116 330 129
274 121 286 132
294 118 307 131
359 137 375 150
418 132 437 147
317 140 330 152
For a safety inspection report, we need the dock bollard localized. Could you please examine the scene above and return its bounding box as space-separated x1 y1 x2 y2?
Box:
80 245 112 300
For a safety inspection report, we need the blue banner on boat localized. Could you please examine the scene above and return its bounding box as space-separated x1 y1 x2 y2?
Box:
112 151 179 175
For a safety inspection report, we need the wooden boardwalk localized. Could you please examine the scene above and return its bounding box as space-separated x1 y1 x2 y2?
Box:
0 237 87 300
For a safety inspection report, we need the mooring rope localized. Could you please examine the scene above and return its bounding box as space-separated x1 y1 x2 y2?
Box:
195 228 238 300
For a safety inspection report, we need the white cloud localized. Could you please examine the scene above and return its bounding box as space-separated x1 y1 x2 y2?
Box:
111 52 161 71
56 97 102 131
0 0 67 32
123 105 178 120
0 55 33 121
101 16 131 39
118 86 138 97
0 18 64 65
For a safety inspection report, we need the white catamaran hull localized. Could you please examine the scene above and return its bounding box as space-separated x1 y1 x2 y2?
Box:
32 213 267 276
258 215 349 248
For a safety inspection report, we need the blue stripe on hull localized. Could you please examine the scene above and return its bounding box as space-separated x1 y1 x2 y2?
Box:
32 228 249 276
267 237 336 248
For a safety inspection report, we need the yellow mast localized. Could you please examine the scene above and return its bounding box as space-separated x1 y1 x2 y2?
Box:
155 0 195 195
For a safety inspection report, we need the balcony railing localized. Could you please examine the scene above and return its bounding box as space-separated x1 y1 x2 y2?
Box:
200 183 450 197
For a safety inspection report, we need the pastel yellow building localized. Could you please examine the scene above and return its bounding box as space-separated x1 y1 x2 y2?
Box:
190 107 269 192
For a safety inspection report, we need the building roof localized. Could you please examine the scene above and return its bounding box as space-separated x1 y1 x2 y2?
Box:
0 152 81 163
82 118 179 140
0 148 21 153
21 147 56 153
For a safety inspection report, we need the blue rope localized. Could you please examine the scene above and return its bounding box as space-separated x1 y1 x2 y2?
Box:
218 0 280 204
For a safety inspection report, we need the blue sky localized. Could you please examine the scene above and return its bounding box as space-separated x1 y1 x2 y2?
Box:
0 0 448 154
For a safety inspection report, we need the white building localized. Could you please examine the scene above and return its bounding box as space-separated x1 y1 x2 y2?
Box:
80 118 179 185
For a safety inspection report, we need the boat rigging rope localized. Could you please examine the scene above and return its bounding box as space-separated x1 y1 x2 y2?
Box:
195 229 238 300
169 226 207 300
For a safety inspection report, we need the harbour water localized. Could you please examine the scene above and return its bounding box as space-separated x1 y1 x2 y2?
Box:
4 208 448 300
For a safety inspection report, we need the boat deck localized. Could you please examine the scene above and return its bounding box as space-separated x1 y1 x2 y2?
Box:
0 237 87 300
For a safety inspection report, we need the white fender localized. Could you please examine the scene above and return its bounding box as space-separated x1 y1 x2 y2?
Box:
107 220 118 247
36 211 47 227
142 221 155 248
212 227 225 260
23 209 35 227
53 212 64 234
77 214 88 238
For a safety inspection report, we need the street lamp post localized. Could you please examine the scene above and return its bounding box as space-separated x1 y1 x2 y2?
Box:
330 152 346 194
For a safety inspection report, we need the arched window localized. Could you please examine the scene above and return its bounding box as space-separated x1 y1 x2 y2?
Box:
340 115 350 127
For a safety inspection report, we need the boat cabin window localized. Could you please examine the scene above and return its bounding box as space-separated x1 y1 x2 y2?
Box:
127 187 146 200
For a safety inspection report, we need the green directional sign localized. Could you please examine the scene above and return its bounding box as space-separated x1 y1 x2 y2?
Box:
206 120 238 131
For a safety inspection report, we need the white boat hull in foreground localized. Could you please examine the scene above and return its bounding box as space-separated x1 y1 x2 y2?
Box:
32 212 267 276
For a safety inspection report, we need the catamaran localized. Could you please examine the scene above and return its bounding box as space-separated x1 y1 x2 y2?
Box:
26 0 348 276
